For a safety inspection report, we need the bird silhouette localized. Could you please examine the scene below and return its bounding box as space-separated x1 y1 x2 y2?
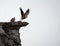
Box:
10 17 15 22
20 8 30 20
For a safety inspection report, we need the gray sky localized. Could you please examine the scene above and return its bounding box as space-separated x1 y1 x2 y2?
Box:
0 0 60 46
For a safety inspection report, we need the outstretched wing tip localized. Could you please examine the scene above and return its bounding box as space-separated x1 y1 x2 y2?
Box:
19 7 23 11
27 9 30 13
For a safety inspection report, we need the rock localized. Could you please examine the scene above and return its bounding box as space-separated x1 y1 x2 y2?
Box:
0 21 29 46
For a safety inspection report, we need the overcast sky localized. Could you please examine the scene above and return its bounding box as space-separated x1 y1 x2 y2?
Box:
0 0 60 46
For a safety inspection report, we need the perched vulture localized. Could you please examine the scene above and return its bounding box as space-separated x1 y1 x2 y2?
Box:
20 8 30 20
10 17 15 22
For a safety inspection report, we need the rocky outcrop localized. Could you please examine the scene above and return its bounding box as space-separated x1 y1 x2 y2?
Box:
0 21 29 46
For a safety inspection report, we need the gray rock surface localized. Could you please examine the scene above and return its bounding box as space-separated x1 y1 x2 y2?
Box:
0 21 29 46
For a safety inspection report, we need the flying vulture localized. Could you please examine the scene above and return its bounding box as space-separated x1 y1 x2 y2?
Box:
20 8 30 20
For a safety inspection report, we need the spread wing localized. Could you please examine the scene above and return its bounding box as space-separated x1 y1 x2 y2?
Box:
22 9 30 19
20 8 24 17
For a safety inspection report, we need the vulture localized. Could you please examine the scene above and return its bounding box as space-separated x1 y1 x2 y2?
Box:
20 8 30 20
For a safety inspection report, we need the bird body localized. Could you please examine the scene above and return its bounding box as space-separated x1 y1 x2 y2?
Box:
20 8 30 20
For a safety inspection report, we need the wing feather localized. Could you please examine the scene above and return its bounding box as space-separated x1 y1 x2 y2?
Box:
22 9 30 19
20 8 24 16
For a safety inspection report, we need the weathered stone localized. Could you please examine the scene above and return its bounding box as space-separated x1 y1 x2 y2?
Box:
0 21 29 46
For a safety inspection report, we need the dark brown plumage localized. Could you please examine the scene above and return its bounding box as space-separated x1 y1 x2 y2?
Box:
10 17 15 22
20 8 30 20
20 8 24 16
